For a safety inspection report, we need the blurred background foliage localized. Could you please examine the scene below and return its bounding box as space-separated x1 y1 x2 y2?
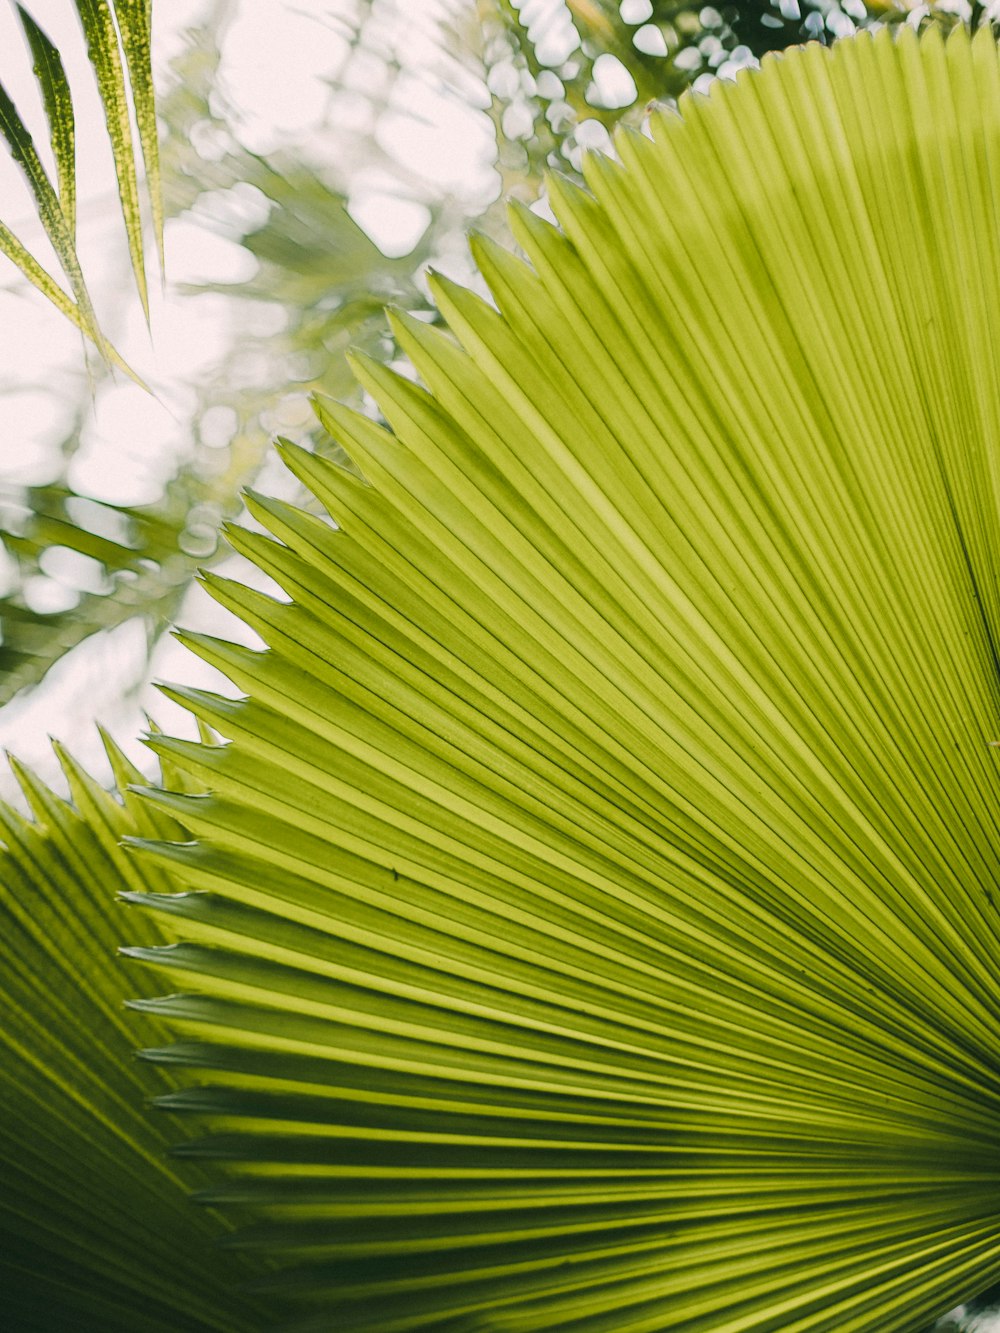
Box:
2 0 1000 1327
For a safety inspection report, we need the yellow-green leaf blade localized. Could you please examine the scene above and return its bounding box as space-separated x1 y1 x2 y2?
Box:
0 219 82 326
0 74 109 357
112 0 162 277
17 4 75 237
0 220 144 381
124 25 1000 1332
75 0 149 318
0 742 268 1332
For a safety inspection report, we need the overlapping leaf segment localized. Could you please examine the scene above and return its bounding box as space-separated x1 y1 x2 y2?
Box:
0 737 262 1331
128 27 1000 1332
0 1 160 366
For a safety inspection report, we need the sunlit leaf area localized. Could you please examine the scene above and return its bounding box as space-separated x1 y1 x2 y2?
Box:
5 2 1000 1331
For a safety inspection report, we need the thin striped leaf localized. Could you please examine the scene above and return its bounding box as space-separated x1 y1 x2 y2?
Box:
0 736 266 1332
112 0 163 276
0 216 141 380
75 0 150 318
127 26 1000 1332
0 218 83 324
0 4 160 355
17 5 75 237
0 229 145 385
0 71 109 357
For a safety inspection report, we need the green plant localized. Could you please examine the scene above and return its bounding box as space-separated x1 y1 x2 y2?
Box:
0 0 159 362
0 732 268 1331
5 9 1000 1333
0 0 990 717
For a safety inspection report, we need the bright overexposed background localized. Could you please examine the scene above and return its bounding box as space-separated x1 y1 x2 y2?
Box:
0 0 506 797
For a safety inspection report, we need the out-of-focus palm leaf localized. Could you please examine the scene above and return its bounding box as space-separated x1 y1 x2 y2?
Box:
0 5 406 707
0 465 235 707
122 27 1000 1331
153 11 455 469
0 732 266 1331
0 2 161 350
190 153 442 403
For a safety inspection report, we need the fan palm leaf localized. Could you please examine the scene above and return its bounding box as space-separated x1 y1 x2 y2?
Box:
121 24 1000 1332
0 734 266 1331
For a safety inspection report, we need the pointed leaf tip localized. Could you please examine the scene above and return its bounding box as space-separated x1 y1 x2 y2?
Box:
75 0 150 319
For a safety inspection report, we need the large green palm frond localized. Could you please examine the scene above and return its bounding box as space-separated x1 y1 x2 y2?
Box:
0 733 265 1331
125 26 1000 1331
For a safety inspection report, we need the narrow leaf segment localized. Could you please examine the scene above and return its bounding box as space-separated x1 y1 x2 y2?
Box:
129 27 1000 1332
112 0 163 276
18 4 75 237
0 737 265 1332
0 6 148 375
0 62 107 357
75 0 151 317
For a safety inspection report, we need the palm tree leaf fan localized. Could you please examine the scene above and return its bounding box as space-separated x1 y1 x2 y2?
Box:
0 738 266 1331
127 25 1000 1333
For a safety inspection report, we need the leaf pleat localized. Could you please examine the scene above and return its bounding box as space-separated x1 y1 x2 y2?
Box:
128 26 1000 1332
0 740 267 1331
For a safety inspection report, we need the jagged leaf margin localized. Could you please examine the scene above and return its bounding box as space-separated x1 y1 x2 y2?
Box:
126 27 1000 1333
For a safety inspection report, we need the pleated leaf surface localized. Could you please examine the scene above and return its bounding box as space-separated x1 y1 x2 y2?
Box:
128 26 1000 1333
0 737 265 1331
